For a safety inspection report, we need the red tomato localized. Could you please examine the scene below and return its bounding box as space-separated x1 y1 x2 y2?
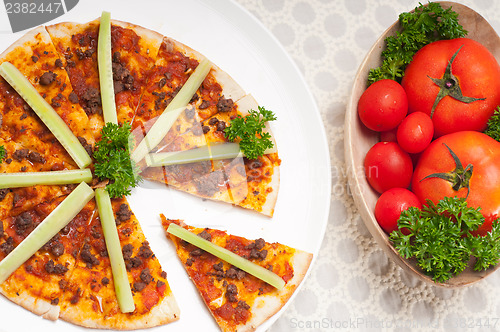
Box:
375 188 422 234
364 142 413 194
358 79 408 132
396 112 434 154
402 38 500 137
412 131 500 236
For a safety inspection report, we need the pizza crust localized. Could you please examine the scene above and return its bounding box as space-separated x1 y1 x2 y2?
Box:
0 287 60 321
237 251 312 332
165 36 247 102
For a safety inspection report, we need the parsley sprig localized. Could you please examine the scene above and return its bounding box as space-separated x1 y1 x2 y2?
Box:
93 123 141 198
390 197 500 283
224 106 276 160
485 106 500 142
0 145 5 163
368 2 467 84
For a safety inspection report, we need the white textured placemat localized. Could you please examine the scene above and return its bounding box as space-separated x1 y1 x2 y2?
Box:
233 0 500 331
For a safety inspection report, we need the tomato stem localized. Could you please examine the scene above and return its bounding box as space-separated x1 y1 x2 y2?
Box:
428 45 485 118
420 143 473 199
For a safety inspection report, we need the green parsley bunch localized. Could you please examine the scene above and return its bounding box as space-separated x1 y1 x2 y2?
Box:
390 197 500 282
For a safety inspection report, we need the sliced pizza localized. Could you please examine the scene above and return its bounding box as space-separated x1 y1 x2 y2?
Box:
131 35 245 146
0 195 95 320
161 217 312 332
0 25 95 148
46 17 163 137
59 196 179 329
141 94 280 216
0 194 179 329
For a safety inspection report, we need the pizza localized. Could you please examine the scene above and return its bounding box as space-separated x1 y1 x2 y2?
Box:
160 217 312 332
0 195 179 329
0 10 304 332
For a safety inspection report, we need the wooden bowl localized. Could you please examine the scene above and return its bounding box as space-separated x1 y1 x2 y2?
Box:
344 1 500 287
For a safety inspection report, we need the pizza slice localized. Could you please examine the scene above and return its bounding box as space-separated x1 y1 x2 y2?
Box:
131 35 246 146
140 93 280 216
59 196 179 329
0 115 80 220
132 36 280 216
0 195 96 320
160 217 312 332
46 17 163 138
0 25 95 148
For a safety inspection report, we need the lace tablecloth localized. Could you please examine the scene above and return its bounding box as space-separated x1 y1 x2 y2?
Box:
232 0 500 331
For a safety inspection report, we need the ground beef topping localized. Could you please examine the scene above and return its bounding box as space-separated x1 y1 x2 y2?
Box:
101 277 110 286
193 170 226 197
44 259 69 275
15 212 33 236
133 282 147 292
0 237 15 255
112 52 135 93
115 203 132 224
39 71 57 86
140 267 153 284
138 241 153 258
68 91 79 104
122 244 134 260
225 283 238 303
80 243 100 268
197 229 212 241
77 136 93 157
80 87 102 115
12 148 29 161
27 151 46 164
217 96 234 113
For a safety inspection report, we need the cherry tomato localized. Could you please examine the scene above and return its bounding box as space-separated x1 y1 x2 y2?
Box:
375 188 422 234
402 38 500 137
358 79 408 132
364 141 413 194
396 112 434 154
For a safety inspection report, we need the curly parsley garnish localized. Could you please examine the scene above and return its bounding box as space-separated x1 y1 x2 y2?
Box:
224 106 276 160
0 145 5 163
485 106 500 142
93 122 141 198
390 197 500 283
368 2 467 84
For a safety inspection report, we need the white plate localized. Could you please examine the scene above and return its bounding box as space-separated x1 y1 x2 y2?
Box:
0 0 331 331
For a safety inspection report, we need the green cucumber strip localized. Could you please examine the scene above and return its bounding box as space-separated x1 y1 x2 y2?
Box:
167 223 285 290
0 182 94 284
0 62 92 169
131 58 212 163
95 188 135 313
98 11 118 125
145 142 278 167
0 169 92 189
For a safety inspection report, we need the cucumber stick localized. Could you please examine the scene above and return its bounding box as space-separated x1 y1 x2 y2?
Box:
0 182 95 284
0 169 92 189
145 143 241 167
0 62 91 169
145 143 278 167
98 11 118 125
167 223 285 290
95 188 135 313
131 58 212 163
